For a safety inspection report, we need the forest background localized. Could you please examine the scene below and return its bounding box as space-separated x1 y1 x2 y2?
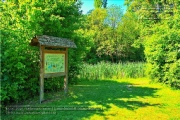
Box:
1 0 180 108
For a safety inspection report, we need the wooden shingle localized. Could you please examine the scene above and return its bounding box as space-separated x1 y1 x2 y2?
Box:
30 35 77 48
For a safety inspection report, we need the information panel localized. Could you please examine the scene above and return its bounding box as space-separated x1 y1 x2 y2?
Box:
44 53 65 73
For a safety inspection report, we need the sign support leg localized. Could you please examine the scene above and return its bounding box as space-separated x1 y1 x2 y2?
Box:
64 48 68 95
40 75 44 103
40 46 44 103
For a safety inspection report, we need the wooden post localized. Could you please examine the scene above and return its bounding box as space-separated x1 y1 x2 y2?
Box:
64 48 68 95
40 46 44 103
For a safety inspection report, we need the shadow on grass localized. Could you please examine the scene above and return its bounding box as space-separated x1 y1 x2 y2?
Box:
46 79 161 119
3 79 161 120
67 80 160 110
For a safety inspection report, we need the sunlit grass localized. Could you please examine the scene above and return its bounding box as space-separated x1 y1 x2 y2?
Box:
3 78 180 120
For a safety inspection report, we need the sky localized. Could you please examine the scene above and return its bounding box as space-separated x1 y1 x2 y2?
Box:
80 0 127 14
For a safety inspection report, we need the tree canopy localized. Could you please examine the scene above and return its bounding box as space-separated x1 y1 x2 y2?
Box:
1 0 179 110
1 0 89 106
124 0 180 88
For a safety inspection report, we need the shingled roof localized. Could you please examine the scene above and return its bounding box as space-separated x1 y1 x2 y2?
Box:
30 35 77 48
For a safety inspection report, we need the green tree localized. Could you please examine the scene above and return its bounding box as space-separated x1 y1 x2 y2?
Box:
144 6 180 88
85 5 142 62
91 5 124 62
1 0 88 106
94 0 102 8
105 5 123 29
125 0 180 88
116 12 143 61
102 0 107 8
85 8 108 63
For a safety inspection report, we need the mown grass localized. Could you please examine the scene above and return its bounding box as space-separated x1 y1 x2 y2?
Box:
79 62 145 80
2 78 180 120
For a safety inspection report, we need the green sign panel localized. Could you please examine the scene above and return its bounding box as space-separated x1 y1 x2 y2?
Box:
44 53 65 73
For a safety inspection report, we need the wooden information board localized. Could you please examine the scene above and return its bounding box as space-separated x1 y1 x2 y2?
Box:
30 35 76 103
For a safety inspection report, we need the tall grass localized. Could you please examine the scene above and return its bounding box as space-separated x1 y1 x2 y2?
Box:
79 62 145 80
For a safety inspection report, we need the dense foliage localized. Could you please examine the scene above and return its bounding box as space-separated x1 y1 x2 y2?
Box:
125 0 180 88
1 0 180 112
84 4 144 63
1 0 89 106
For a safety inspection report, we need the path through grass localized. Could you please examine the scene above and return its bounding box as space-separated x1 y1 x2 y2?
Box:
3 78 180 120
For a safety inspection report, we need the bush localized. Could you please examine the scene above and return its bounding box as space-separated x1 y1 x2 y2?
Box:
1 1 86 108
144 12 180 89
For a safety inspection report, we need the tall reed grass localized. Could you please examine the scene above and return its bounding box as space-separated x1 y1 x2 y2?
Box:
79 62 145 80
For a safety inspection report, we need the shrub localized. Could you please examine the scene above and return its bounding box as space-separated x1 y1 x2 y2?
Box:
1 1 86 108
144 12 180 89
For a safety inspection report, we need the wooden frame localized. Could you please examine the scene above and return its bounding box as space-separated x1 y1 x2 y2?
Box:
39 46 68 103
30 35 76 104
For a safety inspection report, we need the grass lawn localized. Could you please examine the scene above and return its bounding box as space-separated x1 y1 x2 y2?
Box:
2 78 180 120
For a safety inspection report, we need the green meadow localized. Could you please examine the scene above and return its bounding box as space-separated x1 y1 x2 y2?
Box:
3 63 180 120
2 0 180 120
